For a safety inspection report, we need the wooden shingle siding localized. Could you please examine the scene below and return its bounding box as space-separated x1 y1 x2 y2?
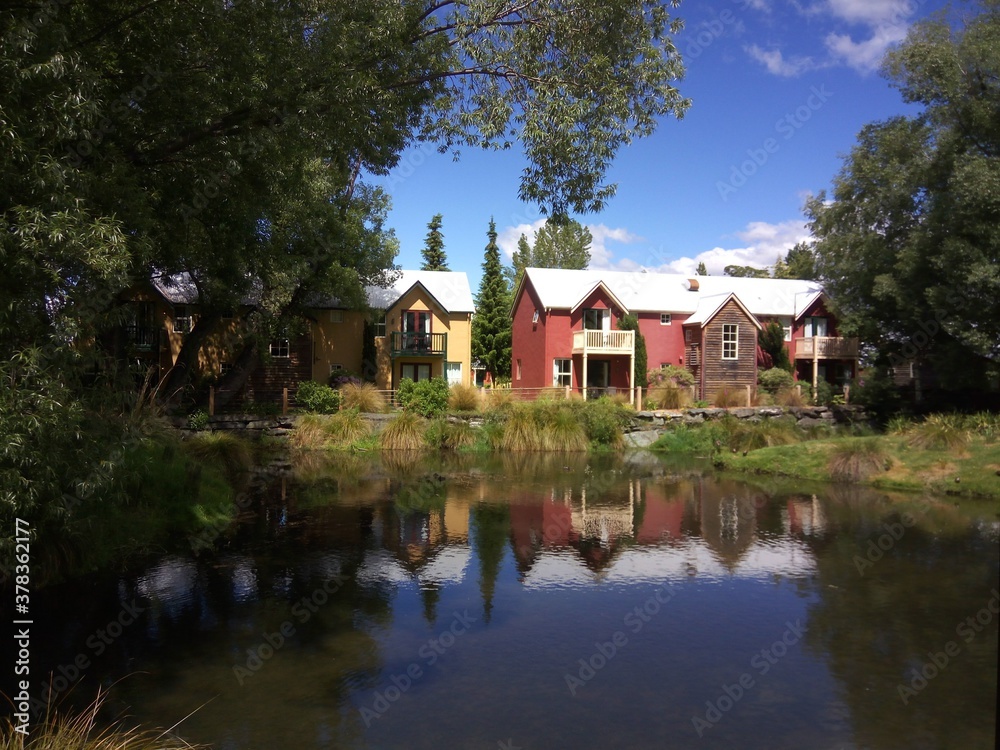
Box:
700 300 757 400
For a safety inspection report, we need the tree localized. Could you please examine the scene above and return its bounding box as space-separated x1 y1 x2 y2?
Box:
807 1 1000 393
724 265 770 278
420 214 449 271
471 220 512 378
773 242 818 280
511 233 534 286
759 322 792 372
531 219 593 270
617 315 648 389
695 261 708 276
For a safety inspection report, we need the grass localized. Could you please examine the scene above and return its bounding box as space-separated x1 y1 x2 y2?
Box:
497 405 543 451
717 433 1000 499
542 406 590 452
326 408 371 446
448 383 481 412
287 413 330 450
712 387 745 408
775 388 806 407
648 383 688 409
0 697 206 750
380 411 427 450
828 437 890 482
340 382 385 413
181 431 253 484
905 414 970 451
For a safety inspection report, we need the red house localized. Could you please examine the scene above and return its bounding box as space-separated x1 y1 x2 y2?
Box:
510 268 858 400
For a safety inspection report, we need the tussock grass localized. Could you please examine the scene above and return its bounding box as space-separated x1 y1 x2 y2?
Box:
341 382 385 413
326 408 370 446
712 387 744 408
775 388 806 407
1 691 206 750
906 414 970 451
498 405 543 451
484 388 514 411
648 383 687 409
448 383 481 412
182 431 252 480
288 413 330 450
541 406 589 452
380 411 427 450
829 438 890 482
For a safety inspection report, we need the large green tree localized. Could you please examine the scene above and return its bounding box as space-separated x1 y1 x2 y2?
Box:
617 314 648 389
511 218 593 285
773 241 818 280
807 1 1000 392
471 220 512 378
420 213 449 271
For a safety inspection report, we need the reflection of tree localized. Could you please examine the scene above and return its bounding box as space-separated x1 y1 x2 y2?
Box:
802 505 999 750
472 503 510 623
421 582 441 624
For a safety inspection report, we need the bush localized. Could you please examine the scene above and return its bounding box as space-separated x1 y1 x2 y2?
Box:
380 411 427 450
329 370 363 389
397 377 450 417
341 382 385 412
811 379 834 406
829 438 890 482
758 368 794 395
187 409 210 430
296 380 341 413
648 364 695 388
575 398 629 448
448 383 481 412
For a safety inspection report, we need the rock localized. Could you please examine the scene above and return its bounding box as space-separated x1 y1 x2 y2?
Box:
700 408 726 419
819 410 836 420
731 408 755 419
636 411 658 420
624 430 662 448
246 420 273 430
756 407 784 418
796 417 828 429
683 414 705 425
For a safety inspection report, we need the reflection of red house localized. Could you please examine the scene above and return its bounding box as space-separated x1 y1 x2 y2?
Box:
511 269 859 399
635 488 685 544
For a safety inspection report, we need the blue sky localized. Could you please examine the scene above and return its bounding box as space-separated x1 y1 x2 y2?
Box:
373 0 955 290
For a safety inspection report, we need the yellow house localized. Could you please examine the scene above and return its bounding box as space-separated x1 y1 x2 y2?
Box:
313 270 475 390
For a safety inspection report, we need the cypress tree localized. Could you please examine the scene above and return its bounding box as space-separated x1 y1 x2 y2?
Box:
471 219 512 378
420 213 449 270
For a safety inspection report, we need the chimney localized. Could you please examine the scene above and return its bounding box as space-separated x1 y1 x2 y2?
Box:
684 278 700 291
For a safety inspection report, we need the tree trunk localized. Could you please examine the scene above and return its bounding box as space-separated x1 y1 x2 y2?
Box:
156 311 222 403
209 339 261 412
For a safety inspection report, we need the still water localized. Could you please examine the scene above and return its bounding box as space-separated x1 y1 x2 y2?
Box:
17 453 1000 749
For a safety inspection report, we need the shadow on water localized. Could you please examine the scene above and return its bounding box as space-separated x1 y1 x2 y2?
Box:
8 451 997 750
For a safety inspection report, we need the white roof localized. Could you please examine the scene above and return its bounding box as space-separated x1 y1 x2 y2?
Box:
684 292 762 329
520 268 824 318
365 270 475 314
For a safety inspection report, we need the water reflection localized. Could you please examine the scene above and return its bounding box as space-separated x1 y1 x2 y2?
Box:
14 453 997 750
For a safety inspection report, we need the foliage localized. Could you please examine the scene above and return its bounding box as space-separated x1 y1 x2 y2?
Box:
330 370 364 389
758 367 794 394
397 377 450 417
341 382 385 413
775 387 806 407
426 418 477 450
648 383 688 409
648 364 695 388
617 314 648 389
448 384 482 412
471 220 512 378
828 438 890 482
724 265 770 278
851 368 903 425
498 406 545 451
773 241 818 280
695 261 708 276
187 409 210 430
541 407 590 452
327 409 372 446
511 218 593 284
759 322 792 372
380 412 427 450
182 431 253 484
420 213 449 271
807 2 1000 393
712 387 744 408
811 380 835 406
905 414 971 451
574 398 630 448
296 380 342 414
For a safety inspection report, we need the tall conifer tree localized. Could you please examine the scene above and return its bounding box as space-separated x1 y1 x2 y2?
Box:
420 213 449 270
471 219 512 378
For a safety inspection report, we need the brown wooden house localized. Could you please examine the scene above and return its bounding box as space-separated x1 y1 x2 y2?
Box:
682 293 762 401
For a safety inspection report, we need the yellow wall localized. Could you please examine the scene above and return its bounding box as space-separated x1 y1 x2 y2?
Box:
310 309 367 382
374 288 473 389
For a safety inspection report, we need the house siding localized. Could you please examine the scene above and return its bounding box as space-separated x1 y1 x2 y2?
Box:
697 300 758 401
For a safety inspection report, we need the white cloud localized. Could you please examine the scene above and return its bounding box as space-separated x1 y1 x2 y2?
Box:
496 219 546 261
497 220 643 270
825 23 908 73
824 0 914 27
655 219 812 276
745 44 815 77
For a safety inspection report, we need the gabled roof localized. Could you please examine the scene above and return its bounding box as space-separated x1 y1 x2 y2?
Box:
150 272 200 305
518 267 825 319
683 292 762 329
568 280 630 315
364 270 475 314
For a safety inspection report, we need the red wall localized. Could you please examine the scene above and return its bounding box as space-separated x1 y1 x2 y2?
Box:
638 312 689 376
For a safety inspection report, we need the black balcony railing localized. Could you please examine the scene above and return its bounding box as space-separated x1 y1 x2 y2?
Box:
125 325 159 352
390 331 447 357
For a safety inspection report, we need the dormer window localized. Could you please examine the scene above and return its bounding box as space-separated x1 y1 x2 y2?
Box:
532 309 540 324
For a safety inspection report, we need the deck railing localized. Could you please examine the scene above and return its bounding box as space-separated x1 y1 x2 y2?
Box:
571 329 635 354
794 336 859 360
389 331 448 357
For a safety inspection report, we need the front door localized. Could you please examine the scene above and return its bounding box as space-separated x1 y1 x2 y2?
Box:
586 360 610 398
401 363 432 382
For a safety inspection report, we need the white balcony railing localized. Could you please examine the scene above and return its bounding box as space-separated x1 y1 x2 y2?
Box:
794 336 860 360
571 329 635 355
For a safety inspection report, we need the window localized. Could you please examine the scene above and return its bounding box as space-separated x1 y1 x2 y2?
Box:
660 313 672 326
269 339 290 358
685 328 694 343
553 358 572 387
329 310 344 323
532 309 539 324
173 305 192 334
805 316 828 337
722 324 738 360
583 308 609 331
401 363 431 382
329 363 343 375
516 358 522 381
446 361 463 385
374 312 386 337
778 316 792 342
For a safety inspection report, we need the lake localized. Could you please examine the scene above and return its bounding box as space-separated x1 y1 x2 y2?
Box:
15 452 1000 749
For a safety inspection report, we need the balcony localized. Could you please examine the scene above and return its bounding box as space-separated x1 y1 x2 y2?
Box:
390 331 447 357
794 336 859 360
125 325 159 352
571 329 635 355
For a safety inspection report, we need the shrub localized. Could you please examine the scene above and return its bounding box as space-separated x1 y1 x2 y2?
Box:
648 365 695 388
341 382 385 412
329 370 363 389
712 387 744 408
448 383 482 412
758 367 794 395
648 383 687 409
187 409 210 430
575 398 629 448
829 438 890 482
380 411 427 450
962 412 1000 443
907 414 970 450
296 380 341 413
398 377 450 417
811 379 834 406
